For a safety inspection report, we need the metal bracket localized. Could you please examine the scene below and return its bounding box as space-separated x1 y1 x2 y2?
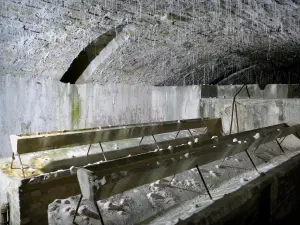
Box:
10 153 25 178
229 84 250 134
99 143 108 161
175 131 180 139
275 139 288 158
86 144 92 156
73 194 105 225
139 136 144 145
152 135 160 149
169 129 195 185
195 165 213 200
245 149 260 174
219 84 250 167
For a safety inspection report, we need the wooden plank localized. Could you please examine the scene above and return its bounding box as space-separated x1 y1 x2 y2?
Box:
42 134 211 172
10 118 221 154
80 123 289 175
86 124 300 200
21 123 296 193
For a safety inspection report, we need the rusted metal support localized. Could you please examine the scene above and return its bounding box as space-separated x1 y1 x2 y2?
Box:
188 129 193 137
152 135 159 149
244 149 260 174
276 139 288 157
253 145 260 154
139 136 144 145
99 143 107 161
234 101 239 133
229 84 250 135
10 152 25 178
10 153 15 169
73 195 82 224
17 154 25 178
94 201 105 225
86 144 92 156
195 165 213 200
169 175 176 185
175 131 180 139
220 84 250 167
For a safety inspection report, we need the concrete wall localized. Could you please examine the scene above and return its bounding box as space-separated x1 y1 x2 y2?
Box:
1 75 300 157
199 98 300 134
0 75 201 157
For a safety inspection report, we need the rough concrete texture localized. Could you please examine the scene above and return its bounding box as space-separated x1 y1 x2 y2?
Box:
0 118 298 224
1 75 300 157
1 0 300 85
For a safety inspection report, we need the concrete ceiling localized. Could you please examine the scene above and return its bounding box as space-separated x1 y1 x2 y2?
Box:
1 0 300 85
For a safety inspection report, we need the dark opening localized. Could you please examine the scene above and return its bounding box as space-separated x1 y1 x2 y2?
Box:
60 25 124 84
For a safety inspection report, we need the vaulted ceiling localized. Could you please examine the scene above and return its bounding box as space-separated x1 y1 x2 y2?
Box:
1 0 300 85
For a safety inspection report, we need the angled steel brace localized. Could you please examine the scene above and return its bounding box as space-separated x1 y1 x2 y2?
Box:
86 144 92 156
195 165 213 200
10 153 25 178
275 139 288 158
73 194 105 225
99 143 107 161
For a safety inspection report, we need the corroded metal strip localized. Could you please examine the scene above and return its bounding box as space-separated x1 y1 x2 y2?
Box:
10 118 221 154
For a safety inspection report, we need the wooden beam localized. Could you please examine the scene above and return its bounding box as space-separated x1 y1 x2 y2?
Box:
87 124 300 200
21 123 298 194
10 118 221 154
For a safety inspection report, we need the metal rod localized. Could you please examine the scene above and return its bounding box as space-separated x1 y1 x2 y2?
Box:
152 135 159 149
245 85 250 98
245 149 260 174
229 99 236 135
17 154 25 178
188 129 193 137
229 84 250 135
139 136 144 145
253 145 260 154
152 135 157 143
234 102 239 133
94 201 105 225
276 139 288 157
195 165 213 200
175 131 180 139
73 194 83 224
99 143 107 161
86 144 92 156
10 153 15 169
169 174 176 185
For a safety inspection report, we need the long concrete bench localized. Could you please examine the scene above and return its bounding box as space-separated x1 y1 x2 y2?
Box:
73 123 300 224
9 118 222 177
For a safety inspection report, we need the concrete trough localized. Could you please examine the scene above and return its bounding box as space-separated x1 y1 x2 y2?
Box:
1 123 299 225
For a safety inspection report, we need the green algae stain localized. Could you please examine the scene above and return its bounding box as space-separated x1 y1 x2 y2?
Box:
71 99 81 126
